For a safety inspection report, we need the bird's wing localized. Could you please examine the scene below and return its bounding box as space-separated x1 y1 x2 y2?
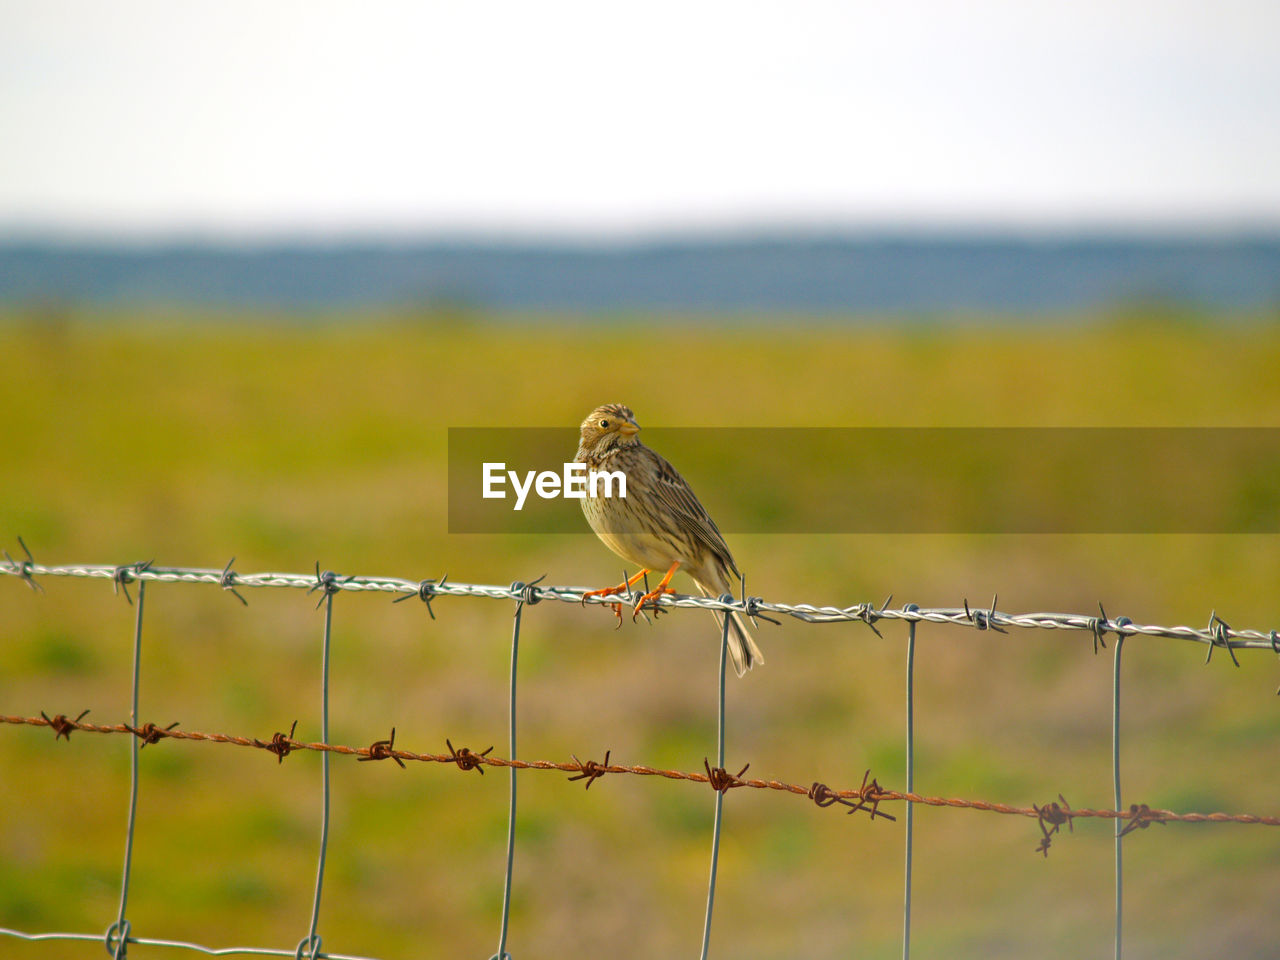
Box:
644 448 741 580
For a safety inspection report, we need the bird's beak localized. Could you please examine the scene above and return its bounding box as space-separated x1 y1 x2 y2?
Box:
618 420 640 436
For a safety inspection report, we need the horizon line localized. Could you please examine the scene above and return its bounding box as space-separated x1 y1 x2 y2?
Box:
5 220 1280 251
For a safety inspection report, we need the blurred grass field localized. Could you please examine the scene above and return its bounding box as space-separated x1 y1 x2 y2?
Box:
2 307 1279 959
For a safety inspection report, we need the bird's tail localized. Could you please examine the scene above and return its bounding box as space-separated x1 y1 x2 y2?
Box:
694 580 764 677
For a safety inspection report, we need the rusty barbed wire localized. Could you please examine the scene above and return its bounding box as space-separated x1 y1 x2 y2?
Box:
6 557 1280 656
4 712 1277 834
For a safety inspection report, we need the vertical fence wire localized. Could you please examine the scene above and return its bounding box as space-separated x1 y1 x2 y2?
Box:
698 598 732 960
299 589 335 960
491 586 525 960
1111 626 1129 960
107 578 146 960
902 611 918 960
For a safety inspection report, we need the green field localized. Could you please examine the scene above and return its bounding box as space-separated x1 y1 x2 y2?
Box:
2 310 1279 959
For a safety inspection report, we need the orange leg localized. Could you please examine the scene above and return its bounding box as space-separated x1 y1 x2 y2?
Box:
632 561 680 621
582 569 650 624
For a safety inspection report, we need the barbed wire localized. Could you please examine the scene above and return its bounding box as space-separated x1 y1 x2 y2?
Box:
5 553 1280 654
5 711 1276 832
3 545 1279 960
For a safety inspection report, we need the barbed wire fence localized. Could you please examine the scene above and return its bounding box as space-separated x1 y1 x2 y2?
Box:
2 541 1279 960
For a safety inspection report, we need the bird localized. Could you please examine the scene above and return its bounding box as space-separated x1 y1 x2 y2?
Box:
574 403 763 676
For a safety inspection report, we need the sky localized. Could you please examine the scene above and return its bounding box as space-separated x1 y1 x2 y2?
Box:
2 0 1279 239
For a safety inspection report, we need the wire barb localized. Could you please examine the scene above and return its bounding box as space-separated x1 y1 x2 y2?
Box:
393 574 448 618
856 595 894 638
568 750 611 790
964 594 1007 634
41 709 90 741
630 569 652 625
262 720 299 764
1117 803 1168 837
703 759 750 793
125 720 179 748
1271 630 1280 696
111 560 153 605
1089 602 1111 654
807 771 897 822
219 557 248 606
845 770 897 822
511 573 547 608
1033 794 1075 857
1204 610 1240 667
445 738 493 774
359 727 406 768
308 563 352 609
740 574 781 627
3 537 43 593
742 594 781 626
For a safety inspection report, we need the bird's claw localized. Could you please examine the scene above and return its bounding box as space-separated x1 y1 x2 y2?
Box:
582 583 635 627
631 587 675 621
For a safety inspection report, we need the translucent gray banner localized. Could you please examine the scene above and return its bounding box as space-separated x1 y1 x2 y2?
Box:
448 427 1280 533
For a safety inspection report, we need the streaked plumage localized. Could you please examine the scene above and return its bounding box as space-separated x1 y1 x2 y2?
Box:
575 403 763 676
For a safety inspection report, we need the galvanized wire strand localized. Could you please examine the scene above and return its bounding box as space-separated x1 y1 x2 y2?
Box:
108 577 145 960
902 614 918 960
0 927 382 960
298 588 335 960
1112 632 1127 960
7 560 1280 653
490 588 525 960
698 598 732 960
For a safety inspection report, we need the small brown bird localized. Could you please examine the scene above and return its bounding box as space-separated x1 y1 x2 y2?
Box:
575 403 763 676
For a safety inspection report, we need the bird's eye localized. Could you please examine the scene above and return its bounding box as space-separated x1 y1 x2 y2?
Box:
599 419 610 429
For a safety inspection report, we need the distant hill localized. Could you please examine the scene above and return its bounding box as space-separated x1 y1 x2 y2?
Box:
2 233 1278 314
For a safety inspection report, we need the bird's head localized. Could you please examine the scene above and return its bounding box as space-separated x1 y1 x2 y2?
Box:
577 403 640 462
